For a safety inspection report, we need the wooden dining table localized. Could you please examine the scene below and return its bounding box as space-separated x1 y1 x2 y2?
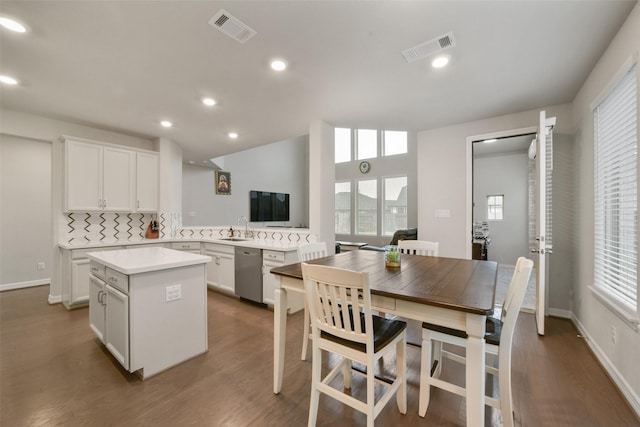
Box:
270 249 498 427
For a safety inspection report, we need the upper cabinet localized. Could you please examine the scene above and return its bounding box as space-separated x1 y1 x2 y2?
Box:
63 137 158 213
135 152 159 212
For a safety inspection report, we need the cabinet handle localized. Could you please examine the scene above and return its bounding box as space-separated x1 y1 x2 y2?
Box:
109 276 118 283
103 199 106 208
136 200 140 209
215 256 220 266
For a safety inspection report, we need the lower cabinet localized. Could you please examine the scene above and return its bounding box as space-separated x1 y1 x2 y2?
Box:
105 284 129 370
204 243 235 294
262 250 304 312
89 274 106 343
62 246 122 309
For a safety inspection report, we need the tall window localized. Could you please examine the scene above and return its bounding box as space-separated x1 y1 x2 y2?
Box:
356 179 377 235
335 128 351 163
383 176 408 235
383 130 408 156
335 182 351 234
357 129 377 160
594 63 637 316
487 195 504 220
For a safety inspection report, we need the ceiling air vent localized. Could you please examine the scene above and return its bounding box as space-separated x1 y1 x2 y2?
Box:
208 9 256 44
401 31 456 63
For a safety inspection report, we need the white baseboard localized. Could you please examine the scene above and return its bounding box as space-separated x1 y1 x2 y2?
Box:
0 279 49 292
572 315 640 418
48 294 62 304
548 308 572 319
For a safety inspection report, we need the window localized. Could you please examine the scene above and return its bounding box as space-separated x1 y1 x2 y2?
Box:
383 176 408 235
335 182 351 234
383 131 408 156
335 128 351 163
356 179 377 235
487 195 504 220
594 63 638 316
357 129 377 160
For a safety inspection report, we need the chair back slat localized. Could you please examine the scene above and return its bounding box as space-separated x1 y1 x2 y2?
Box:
298 242 328 262
302 263 372 346
398 240 439 256
499 257 533 349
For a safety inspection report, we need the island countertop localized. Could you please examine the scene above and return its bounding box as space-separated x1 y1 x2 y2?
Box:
87 246 212 275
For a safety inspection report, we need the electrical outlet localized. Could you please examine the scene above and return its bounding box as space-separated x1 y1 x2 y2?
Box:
611 326 616 344
37 262 46 270
166 284 182 302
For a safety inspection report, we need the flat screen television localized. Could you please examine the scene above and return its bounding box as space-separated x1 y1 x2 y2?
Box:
250 190 290 222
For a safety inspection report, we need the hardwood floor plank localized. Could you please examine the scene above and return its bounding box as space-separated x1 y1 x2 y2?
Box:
1 286 638 426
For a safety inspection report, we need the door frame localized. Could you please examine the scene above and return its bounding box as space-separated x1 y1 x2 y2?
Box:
465 125 537 260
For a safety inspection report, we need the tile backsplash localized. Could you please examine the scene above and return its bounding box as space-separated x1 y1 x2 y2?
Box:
63 212 158 244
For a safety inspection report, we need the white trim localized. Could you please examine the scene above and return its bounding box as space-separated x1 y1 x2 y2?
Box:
590 53 639 111
48 294 62 304
590 286 640 331
0 279 49 292
572 315 640 419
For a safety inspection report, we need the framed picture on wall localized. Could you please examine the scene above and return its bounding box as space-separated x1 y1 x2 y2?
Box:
215 170 231 195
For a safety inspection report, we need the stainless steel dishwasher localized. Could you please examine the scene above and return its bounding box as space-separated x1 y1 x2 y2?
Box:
234 246 263 304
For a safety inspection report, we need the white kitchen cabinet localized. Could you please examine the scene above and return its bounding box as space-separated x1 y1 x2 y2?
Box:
61 246 122 309
89 274 106 343
135 152 159 212
204 243 235 294
262 249 303 312
171 241 202 254
105 284 130 370
65 138 135 212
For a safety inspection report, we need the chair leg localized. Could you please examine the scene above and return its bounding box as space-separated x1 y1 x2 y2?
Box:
432 340 443 378
396 338 407 414
301 306 310 361
308 345 321 427
499 355 514 427
366 356 375 427
342 357 352 389
419 330 432 417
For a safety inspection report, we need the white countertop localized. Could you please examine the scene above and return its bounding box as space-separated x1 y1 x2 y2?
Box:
59 238 301 252
87 247 212 275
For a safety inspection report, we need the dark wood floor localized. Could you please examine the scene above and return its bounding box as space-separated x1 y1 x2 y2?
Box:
1 286 638 426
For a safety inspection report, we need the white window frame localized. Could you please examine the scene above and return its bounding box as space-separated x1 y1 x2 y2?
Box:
590 56 639 328
382 130 408 157
355 178 378 236
487 194 504 221
382 175 408 236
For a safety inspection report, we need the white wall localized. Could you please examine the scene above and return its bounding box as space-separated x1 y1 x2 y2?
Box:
473 152 529 265
182 135 309 228
417 103 572 259
0 135 52 287
570 3 640 414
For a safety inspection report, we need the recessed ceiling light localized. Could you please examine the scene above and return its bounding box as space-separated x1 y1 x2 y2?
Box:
0 75 18 85
160 120 172 128
270 59 287 71
228 132 238 139
0 17 27 33
431 55 449 69
483 139 497 144
202 97 216 106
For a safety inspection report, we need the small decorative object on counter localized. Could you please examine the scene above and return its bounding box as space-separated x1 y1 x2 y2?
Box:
145 219 159 239
385 245 401 268
228 226 235 237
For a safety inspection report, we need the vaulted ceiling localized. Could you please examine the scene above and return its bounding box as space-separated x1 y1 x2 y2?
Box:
0 1 636 164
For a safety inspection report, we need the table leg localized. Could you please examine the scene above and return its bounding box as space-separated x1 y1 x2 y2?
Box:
465 313 486 427
274 287 288 394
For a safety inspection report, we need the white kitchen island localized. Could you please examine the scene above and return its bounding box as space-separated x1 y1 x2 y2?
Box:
87 247 211 379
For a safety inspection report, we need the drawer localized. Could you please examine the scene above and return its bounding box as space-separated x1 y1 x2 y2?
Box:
105 268 129 294
204 243 235 255
89 261 106 280
263 250 285 263
171 241 201 251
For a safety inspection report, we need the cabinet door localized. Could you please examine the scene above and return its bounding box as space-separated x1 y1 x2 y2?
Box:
105 284 129 370
262 260 281 305
205 251 221 289
136 152 158 212
66 140 102 211
218 253 235 294
89 275 106 343
103 147 135 212
70 258 91 305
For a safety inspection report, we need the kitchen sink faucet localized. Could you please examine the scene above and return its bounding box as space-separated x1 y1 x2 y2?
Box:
237 216 253 238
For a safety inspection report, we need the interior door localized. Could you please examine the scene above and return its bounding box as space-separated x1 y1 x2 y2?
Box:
534 111 555 335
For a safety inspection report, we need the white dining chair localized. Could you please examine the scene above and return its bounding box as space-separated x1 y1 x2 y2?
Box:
301 262 407 427
297 242 328 361
398 239 439 256
418 257 533 427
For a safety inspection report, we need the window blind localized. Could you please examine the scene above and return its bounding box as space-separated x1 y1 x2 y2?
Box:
594 63 638 311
